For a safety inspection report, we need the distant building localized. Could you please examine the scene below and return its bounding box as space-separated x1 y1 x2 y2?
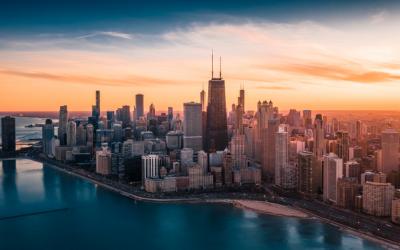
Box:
363 181 395 216
135 94 144 119
1 116 16 154
323 153 343 203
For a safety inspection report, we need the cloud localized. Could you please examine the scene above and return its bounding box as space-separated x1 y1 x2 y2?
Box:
370 10 387 24
260 63 400 84
77 31 133 40
0 68 186 86
255 85 294 90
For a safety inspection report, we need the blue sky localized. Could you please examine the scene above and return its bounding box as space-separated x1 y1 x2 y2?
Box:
1 0 399 35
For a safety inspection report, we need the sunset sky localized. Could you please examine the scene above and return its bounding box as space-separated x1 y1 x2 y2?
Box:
1 0 400 112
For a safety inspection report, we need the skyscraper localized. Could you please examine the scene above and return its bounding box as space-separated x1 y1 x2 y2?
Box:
275 125 289 187
96 90 100 117
205 54 227 152
323 153 343 203
121 105 131 128
148 103 156 119
183 102 203 152
168 107 174 122
200 88 205 112
67 121 77 146
297 151 314 194
303 110 312 129
135 94 144 119
42 119 54 156
1 116 16 154
313 114 325 159
239 87 245 113
58 105 68 145
381 128 399 173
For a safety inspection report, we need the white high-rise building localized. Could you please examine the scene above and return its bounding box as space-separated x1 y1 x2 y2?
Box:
197 150 208 174
142 155 160 182
323 153 343 203
275 125 289 186
183 102 203 152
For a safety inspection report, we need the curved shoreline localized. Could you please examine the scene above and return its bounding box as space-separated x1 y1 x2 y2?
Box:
13 157 400 249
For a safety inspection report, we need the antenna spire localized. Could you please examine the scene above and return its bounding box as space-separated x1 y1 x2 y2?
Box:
219 56 222 79
211 50 214 79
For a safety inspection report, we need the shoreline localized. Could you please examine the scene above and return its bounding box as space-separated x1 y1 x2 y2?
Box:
5 157 400 249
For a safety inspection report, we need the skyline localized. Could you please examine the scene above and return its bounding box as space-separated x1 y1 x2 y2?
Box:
2 1 400 111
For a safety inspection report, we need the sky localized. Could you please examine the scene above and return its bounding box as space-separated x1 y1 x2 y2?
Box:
1 0 400 112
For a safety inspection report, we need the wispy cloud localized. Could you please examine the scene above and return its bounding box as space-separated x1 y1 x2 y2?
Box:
77 31 134 40
255 85 294 90
370 10 388 24
260 63 400 84
0 68 186 86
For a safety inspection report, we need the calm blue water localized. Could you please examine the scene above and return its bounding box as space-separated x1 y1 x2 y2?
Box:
0 159 383 250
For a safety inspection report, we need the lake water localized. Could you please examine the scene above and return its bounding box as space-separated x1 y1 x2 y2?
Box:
0 159 384 250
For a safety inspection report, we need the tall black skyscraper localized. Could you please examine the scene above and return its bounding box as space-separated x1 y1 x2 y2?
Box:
1 116 16 154
205 53 228 152
135 94 144 119
92 90 100 120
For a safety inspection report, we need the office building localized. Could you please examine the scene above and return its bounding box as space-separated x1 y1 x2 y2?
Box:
183 102 203 152
323 153 343 203
42 119 54 156
205 54 228 152
381 128 399 173
66 121 77 146
58 105 68 145
142 155 160 182
96 145 112 175
275 125 289 187
392 199 400 224
1 116 16 154
363 181 395 216
313 114 325 159
135 94 144 119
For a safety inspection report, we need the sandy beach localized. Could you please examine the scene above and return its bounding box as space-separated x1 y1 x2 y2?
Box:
232 200 310 218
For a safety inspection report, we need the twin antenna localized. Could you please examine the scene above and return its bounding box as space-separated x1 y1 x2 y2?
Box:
211 50 222 79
